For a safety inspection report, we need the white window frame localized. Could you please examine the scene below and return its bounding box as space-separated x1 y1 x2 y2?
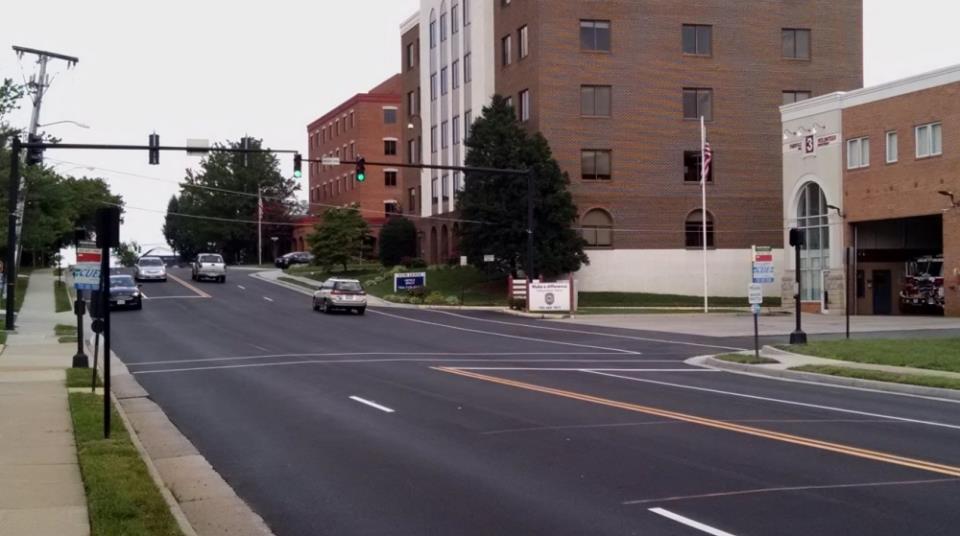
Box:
452 115 461 145
520 89 530 121
846 137 869 169
915 122 942 158
885 131 898 163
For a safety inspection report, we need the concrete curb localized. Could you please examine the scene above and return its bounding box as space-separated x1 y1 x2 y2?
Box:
692 355 960 402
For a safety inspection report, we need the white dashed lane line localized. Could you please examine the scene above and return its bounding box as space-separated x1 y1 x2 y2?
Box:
349 396 395 413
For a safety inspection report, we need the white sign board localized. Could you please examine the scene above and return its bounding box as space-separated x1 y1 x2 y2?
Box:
394 271 426 292
321 156 341 166
186 138 210 156
751 245 776 284
460 256 468 267
73 263 101 290
483 254 495 263
748 283 763 305
528 281 572 312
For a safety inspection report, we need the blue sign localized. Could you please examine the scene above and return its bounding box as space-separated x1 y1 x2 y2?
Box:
73 264 101 291
394 272 426 292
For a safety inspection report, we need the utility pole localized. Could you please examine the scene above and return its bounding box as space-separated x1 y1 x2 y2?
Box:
257 186 263 267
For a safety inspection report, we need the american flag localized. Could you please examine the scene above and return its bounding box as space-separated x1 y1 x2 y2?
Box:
701 142 712 185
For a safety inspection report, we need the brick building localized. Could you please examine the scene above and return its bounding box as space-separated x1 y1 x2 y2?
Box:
293 76 403 252
782 64 960 316
400 1 862 295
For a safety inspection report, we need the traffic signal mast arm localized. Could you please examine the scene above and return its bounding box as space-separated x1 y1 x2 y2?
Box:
19 140 300 155
303 157 529 176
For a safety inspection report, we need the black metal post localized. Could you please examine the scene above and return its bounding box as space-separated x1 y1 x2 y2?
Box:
754 310 760 359
526 169 535 280
5 137 21 330
71 298 88 368
100 242 111 438
845 246 852 340
790 241 808 344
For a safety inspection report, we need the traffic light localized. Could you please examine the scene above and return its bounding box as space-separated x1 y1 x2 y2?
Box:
293 153 302 178
789 228 805 248
356 157 366 182
25 134 44 166
148 133 160 165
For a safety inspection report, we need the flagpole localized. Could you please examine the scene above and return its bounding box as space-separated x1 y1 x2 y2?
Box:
257 186 263 267
701 116 708 313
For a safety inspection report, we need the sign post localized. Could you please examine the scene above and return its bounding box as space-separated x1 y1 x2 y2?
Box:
749 283 763 358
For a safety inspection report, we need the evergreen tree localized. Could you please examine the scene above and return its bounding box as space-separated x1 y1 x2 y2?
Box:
307 205 369 271
378 216 417 267
457 95 587 277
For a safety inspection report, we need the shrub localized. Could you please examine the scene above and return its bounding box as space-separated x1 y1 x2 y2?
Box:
408 296 423 305
383 294 401 303
402 257 428 269
424 291 446 305
509 298 527 311
363 279 379 287
445 295 461 306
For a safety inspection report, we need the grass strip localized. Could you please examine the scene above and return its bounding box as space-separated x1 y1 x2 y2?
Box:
277 276 318 290
66 367 101 388
578 308 746 315
14 272 29 312
55 280 72 312
715 353 779 365
579 291 781 308
55 323 77 336
68 392 183 536
792 365 960 391
778 338 960 373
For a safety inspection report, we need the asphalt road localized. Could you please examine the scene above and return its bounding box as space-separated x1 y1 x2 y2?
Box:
110 268 960 535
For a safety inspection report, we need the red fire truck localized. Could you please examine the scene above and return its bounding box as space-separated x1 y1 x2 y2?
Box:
899 255 944 314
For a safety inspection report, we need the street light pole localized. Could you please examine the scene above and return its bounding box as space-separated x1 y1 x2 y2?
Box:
526 169 535 280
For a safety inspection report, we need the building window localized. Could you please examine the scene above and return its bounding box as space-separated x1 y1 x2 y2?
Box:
519 25 529 58
407 90 418 115
683 88 713 120
406 43 416 70
350 142 355 159
582 209 613 247
580 85 612 117
797 182 829 301
430 73 437 100
463 0 470 25
408 187 417 213
440 13 448 42
385 202 400 215
782 28 811 59
452 59 460 89
441 66 448 95
453 172 462 197
886 131 898 163
441 121 449 149
385 171 397 187
685 210 715 248
431 177 439 203
782 90 812 104
349 111 354 128
916 122 942 158
452 5 459 34
683 150 713 182
430 20 437 48
384 108 397 124
581 150 612 180
464 53 472 83
846 137 869 169
519 89 530 122
408 138 418 164
431 126 437 153
505 96 513 112
464 110 472 141
384 139 397 156
580 20 611 51
682 24 712 55
442 174 450 201
502 35 512 66
453 115 461 145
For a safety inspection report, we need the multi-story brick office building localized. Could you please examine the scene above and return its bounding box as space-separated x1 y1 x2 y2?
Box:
782 64 960 316
293 76 404 252
402 1 862 295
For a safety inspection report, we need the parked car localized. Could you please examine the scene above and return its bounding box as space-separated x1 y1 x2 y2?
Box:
275 251 314 269
312 278 367 315
191 253 227 283
134 256 167 282
109 274 143 310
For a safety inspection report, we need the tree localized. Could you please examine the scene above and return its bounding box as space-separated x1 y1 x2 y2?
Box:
116 241 141 267
457 95 588 277
307 206 369 271
378 216 417 267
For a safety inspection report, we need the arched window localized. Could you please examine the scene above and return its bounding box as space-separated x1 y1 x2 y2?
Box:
685 209 714 248
797 182 830 301
582 209 613 247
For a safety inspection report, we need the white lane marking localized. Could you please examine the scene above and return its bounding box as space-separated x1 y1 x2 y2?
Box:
263 296 274 302
137 295 207 300
627 477 960 506
585 370 960 431
429 310 746 351
649 507 738 536
167 272 211 298
455 367 717 372
349 396 395 413
369 309 640 355
250 344 270 352
237 285 246 290
130 358 661 375
128 351 646 367
482 418 904 436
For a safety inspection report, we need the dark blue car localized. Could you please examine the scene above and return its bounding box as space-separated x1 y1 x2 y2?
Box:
109 274 143 310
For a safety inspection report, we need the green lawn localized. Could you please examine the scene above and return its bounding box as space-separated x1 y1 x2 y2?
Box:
578 292 781 308
66 367 101 388
55 323 78 343
792 365 960 391
14 271 30 312
68 392 183 536
55 280 72 312
779 338 960 373
578 308 746 315
715 353 779 365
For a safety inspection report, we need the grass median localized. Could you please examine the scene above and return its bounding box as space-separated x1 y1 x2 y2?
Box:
792 365 960 391
779 338 960 373
55 323 78 343
55 280 72 312
579 292 781 308
714 353 779 365
68 390 182 536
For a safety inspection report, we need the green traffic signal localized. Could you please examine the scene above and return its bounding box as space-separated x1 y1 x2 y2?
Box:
356 157 366 182
293 153 302 178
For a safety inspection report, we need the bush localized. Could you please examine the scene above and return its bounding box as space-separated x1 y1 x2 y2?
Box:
379 217 418 267
447 255 462 267
424 291 446 305
408 296 423 305
509 298 527 311
383 294 401 303
402 257 427 269
445 295 461 306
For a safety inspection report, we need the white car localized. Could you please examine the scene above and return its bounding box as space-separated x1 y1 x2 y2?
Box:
134 256 167 282
191 253 226 283
312 278 367 315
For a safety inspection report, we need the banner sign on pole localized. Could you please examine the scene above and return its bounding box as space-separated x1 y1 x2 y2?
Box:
528 281 572 313
751 245 775 284
73 264 101 290
394 272 426 292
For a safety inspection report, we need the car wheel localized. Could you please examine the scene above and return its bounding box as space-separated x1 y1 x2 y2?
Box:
320 299 329 314
161 278 167 283
357 307 366 316
219 276 226 283
134 299 143 310
312 298 320 312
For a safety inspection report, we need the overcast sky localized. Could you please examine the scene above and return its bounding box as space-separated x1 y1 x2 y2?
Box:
2 0 959 249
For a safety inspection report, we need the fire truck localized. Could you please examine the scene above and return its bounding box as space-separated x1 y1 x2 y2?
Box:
899 255 945 313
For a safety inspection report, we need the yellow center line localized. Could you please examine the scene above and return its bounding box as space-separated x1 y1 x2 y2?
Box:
167 272 211 299
434 366 960 478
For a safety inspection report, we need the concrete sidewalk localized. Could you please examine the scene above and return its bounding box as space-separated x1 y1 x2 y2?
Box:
0 269 89 536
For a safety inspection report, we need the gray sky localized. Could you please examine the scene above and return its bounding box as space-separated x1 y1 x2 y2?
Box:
2 0 958 249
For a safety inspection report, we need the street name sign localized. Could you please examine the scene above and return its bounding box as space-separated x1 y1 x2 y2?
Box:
321 156 341 166
751 245 776 284
394 272 426 292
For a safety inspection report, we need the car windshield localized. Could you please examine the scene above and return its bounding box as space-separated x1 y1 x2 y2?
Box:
335 281 362 292
110 275 135 288
199 255 223 264
139 258 163 266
